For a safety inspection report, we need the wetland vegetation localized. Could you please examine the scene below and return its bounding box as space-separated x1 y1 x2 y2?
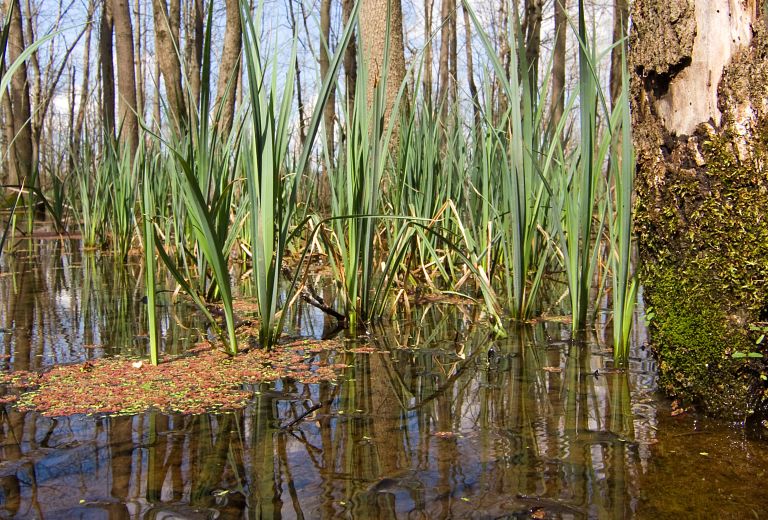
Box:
2 0 768 517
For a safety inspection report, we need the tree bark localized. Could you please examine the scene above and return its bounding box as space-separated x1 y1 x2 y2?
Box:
522 0 543 91
112 0 140 156
461 3 478 129
4 0 34 183
72 0 96 165
423 0 432 104
551 0 566 134
359 0 407 131
185 0 203 113
631 0 768 418
134 0 144 120
610 0 628 108
436 0 451 110
288 0 306 147
152 0 187 131
342 0 357 114
214 0 241 136
320 0 335 167
100 0 116 142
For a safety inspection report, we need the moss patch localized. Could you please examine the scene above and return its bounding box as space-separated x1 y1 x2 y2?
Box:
638 123 768 418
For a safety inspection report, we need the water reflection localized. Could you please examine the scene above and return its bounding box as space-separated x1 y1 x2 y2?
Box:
0 240 204 370
1 305 660 518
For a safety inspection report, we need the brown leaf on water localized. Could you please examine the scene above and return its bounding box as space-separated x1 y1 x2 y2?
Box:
6 339 347 417
542 367 562 373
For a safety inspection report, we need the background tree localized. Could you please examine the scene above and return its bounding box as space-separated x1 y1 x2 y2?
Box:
359 0 407 127
3 0 33 184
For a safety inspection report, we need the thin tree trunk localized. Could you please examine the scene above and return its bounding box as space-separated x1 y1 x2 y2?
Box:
153 54 161 132
112 0 140 156
436 0 451 110
551 0 566 135
4 0 33 183
214 0 241 136
288 0 306 147
72 0 95 165
609 0 628 108
185 0 203 114
134 0 144 121
152 0 187 131
461 3 479 130
448 0 457 107
100 0 116 141
522 0 543 90
320 0 335 168
423 0 432 104
342 0 357 114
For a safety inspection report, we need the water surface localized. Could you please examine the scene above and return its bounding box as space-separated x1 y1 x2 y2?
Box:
1 240 767 519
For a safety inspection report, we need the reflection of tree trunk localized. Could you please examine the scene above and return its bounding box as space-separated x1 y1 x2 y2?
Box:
7 261 37 372
108 415 134 512
252 396 280 517
368 353 402 477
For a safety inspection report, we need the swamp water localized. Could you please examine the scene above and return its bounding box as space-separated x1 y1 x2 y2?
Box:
1 240 768 519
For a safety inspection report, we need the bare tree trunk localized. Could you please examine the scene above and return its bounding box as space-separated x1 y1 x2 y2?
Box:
461 3 478 130
214 0 241 136
631 0 767 418
320 0 335 168
436 0 451 110
72 0 96 164
448 0 457 108
100 0 116 141
522 0 543 90
153 54 161 132
134 0 144 121
288 0 306 146
423 0 432 104
359 0 407 120
609 0 628 108
152 0 187 131
4 0 33 183
342 0 357 113
185 0 203 113
551 0 566 134
112 0 140 156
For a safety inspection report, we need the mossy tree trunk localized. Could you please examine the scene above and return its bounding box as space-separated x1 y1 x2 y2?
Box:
631 0 768 419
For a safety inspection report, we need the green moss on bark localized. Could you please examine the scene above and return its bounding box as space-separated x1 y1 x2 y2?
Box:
639 125 768 418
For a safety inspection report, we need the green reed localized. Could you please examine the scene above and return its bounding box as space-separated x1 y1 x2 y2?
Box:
241 0 359 348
